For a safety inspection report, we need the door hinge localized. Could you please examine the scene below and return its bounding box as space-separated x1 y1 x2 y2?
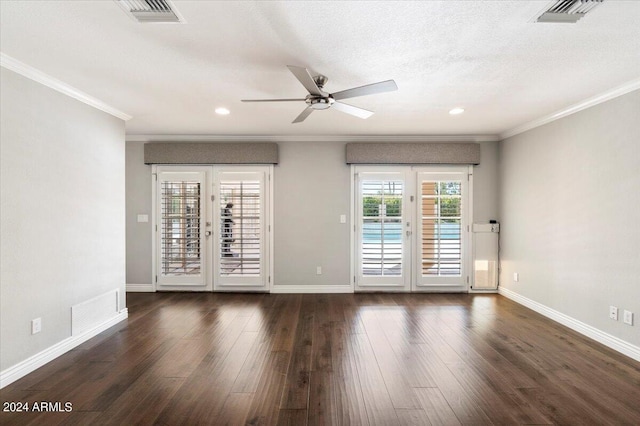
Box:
410 195 414 202
268 225 271 232
466 276 470 284
155 275 158 283
466 225 470 232
354 275 356 283
211 195 215 202
268 276 271 283
155 225 158 232
153 173 157 181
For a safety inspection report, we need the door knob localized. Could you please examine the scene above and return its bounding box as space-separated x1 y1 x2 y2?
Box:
205 231 212 236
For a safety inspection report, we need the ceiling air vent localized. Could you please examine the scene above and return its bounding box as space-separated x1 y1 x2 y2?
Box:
536 0 604 23
116 0 184 23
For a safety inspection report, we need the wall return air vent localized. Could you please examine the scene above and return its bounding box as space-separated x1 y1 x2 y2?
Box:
537 0 604 23
116 0 184 23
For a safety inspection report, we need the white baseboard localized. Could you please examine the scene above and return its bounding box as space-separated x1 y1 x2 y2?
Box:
271 285 353 294
0 309 128 389
126 283 155 292
499 287 640 362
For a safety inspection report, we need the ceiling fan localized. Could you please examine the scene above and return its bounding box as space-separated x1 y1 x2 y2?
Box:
241 66 398 123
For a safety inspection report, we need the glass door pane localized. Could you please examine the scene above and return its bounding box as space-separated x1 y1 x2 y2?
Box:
361 180 403 276
219 179 261 277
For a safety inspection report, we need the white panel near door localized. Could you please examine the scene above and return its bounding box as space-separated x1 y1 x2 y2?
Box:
214 166 270 291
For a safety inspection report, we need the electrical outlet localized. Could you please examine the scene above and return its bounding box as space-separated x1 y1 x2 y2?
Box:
513 272 519 282
31 318 42 334
623 310 633 325
316 266 322 275
609 306 618 321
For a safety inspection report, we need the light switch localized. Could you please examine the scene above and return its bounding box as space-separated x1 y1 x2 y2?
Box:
340 214 347 223
137 214 149 223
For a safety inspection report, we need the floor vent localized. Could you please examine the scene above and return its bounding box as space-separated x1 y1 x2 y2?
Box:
71 290 120 336
116 0 184 23
536 0 604 23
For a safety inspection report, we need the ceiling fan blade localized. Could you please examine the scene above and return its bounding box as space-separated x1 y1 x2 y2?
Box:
331 102 374 119
292 107 313 123
287 65 323 96
331 79 398 101
241 98 306 102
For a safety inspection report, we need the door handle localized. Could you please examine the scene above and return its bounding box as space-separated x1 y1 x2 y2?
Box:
205 231 212 237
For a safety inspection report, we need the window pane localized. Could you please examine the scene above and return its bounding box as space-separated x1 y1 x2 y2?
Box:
421 180 462 277
161 181 201 276
361 180 403 276
219 180 261 277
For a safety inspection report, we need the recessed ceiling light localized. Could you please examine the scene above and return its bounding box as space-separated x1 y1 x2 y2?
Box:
215 107 230 115
449 107 465 115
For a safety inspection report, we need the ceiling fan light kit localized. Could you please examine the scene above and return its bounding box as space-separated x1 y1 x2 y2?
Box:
242 65 397 123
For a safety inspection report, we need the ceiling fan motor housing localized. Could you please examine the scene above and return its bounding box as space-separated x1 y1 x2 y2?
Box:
306 95 334 110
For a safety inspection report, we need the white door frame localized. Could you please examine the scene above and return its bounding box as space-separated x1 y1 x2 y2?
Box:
213 165 272 292
350 165 473 293
153 165 213 291
352 166 413 292
412 165 472 292
152 164 273 292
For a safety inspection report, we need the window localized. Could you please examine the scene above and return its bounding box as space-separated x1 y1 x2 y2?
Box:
161 181 202 276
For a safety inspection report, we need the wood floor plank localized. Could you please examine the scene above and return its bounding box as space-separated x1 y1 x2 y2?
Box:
280 295 314 410
349 332 399 425
360 309 421 409
216 392 253 426
244 350 290 426
276 409 308 426
395 408 434 426
413 387 461 426
2 292 639 426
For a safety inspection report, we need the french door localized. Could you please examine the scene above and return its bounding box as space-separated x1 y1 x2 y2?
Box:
154 165 271 292
354 165 471 292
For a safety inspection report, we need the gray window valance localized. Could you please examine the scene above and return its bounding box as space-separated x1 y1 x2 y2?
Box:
345 142 480 165
144 142 279 164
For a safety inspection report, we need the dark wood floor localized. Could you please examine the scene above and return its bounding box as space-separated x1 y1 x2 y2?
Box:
1 293 639 425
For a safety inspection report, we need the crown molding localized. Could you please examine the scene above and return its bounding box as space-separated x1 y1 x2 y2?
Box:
0 53 132 121
500 77 640 140
126 134 499 143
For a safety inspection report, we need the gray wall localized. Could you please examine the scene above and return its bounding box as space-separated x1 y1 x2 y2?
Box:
498 90 640 346
0 68 126 370
125 140 499 288
273 141 352 287
126 142 153 284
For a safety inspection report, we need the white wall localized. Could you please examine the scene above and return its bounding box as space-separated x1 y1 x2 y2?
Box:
0 68 126 370
125 140 499 290
498 89 640 347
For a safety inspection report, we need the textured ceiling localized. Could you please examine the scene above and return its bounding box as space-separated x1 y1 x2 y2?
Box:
1 1 639 137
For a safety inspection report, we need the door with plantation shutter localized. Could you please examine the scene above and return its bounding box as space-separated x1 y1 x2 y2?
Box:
352 166 470 292
414 168 469 290
156 167 211 289
214 167 269 291
355 168 412 291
